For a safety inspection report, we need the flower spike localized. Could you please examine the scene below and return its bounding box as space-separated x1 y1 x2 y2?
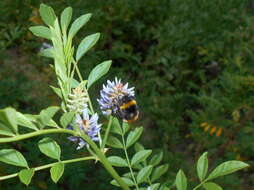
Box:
68 109 101 149
97 77 135 116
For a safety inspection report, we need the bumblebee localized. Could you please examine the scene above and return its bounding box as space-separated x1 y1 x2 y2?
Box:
115 95 139 122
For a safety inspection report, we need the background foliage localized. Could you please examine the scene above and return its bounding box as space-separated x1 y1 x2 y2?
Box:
0 0 254 189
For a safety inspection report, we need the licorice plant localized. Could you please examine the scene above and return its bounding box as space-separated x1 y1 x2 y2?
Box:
0 4 249 190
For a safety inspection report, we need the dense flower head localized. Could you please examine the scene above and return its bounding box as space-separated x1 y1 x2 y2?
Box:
97 77 135 115
68 108 101 149
67 86 89 114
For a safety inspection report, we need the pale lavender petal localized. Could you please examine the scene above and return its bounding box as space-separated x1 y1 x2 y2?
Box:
75 114 82 123
68 136 78 142
82 108 89 120
77 140 86 150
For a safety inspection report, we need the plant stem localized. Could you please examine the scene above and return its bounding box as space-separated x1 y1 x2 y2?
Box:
101 116 113 149
148 178 152 186
74 60 84 82
0 156 95 181
120 128 139 190
193 180 208 190
58 80 68 108
0 128 129 189
0 129 77 143
70 59 77 80
80 133 130 190
70 60 125 188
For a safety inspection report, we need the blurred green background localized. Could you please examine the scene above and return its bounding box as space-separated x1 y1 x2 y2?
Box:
0 0 254 189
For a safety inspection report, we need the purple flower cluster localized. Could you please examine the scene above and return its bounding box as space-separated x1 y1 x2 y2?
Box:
68 109 101 150
97 77 135 116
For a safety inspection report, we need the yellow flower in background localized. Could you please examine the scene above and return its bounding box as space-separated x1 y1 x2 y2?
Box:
204 125 210 132
200 122 209 128
216 128 223 137
210 126 217 135
200 122 223 137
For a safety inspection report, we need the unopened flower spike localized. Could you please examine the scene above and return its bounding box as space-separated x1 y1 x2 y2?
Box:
97 77 139 122
67 85 89 114
68 108 102 150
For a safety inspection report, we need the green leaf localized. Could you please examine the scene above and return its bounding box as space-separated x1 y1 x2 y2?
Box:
0 122 15 136
131 150 152 166
60 112 75 128
68 13 92 38
160 187 170 190
134 142 144 152
108 156 128 167
0 149 28 168
38 106 59 128
70 78 80 88
23 114 37 123
151 164 169 182
122 122 130 134
137 165 153 184
149 152 163 166
39 47 54 58
121 177 135 186
106 136 123 149
38 111 51 127
16 112 38 131
39 4 56 26
0 107 18 134
175 170 187 190
111 177 135 187
50 86 62 98
110 179 120 187
203 182 222 190
60 7 73 32
123 172 137 178
44 106 60 118
87 60 112 88
38 138 61 160
149 183 161 190
29 26 51 40
50 24 66 78
132 163 142 170
76 33 100 61
18 168 35 186
207 161 249 180
50 162 64 183
111 117 122 135
47 120 58 128
126 127 143 148
197 152 208 181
